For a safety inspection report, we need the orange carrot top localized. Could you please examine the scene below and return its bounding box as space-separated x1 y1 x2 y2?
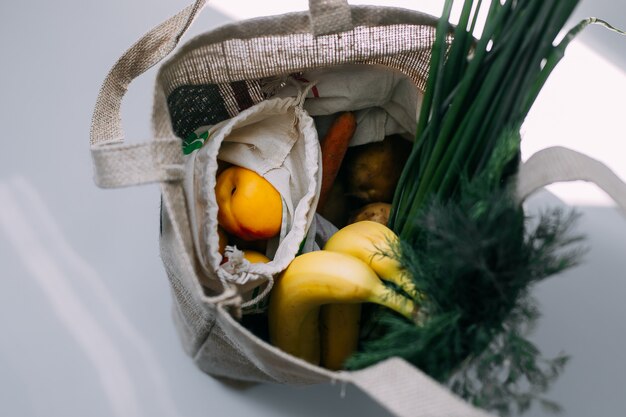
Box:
317 111 357 211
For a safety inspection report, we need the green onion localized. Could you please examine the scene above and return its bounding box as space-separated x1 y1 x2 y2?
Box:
389 0 587 237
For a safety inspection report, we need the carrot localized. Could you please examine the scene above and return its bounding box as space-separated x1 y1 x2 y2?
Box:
317 111 357 211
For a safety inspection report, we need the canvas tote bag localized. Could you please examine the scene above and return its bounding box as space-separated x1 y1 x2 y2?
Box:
89 1 626 416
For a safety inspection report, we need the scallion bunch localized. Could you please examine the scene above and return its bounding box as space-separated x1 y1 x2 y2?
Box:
389 0 618 236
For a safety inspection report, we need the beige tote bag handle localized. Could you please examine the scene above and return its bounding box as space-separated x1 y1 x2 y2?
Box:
517 146 626 213
89 0 207 188
349 358 493 417
89 0 353 188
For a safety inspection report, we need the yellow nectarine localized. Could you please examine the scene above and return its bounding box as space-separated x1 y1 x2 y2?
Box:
215 166 282 241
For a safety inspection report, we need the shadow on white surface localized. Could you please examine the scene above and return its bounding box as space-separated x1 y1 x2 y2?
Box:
0 177 182 417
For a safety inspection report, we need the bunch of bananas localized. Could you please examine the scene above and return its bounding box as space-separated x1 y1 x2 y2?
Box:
268 221 418 370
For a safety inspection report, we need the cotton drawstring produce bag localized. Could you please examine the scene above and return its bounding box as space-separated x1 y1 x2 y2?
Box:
90 0 626 416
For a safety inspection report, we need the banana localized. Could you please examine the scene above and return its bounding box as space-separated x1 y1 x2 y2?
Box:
268 250 415 365
320 303 361 370
318 221 418 370
323 220 418 298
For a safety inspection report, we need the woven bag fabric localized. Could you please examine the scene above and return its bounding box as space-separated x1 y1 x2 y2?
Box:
150 1 444 387
153 6 440 141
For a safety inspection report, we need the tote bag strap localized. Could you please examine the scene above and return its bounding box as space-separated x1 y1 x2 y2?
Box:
89 0 353 188
309 0 352 36
349 358 493 417
89 0 207 188
516 146 626 213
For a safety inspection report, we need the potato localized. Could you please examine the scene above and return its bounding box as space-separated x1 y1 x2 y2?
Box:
350 202 392 225
343 135 411 203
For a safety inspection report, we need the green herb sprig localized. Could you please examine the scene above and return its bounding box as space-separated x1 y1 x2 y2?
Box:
348 143 585 414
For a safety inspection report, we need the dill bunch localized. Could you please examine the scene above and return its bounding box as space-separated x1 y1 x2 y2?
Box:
347 164 585 414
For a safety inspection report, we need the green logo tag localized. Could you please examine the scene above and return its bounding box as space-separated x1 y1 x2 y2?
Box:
182 130 210 155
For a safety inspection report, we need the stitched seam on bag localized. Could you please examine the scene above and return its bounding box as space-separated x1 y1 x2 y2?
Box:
168 269 218 357
160 191 218 356
192 319 218 359
211 307 282 383
163 237 213 324
190 310 220 359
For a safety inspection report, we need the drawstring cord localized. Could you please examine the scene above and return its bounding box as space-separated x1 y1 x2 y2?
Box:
217 245 276 309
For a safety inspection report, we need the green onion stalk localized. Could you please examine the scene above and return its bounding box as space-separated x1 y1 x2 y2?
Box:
389 0 586 235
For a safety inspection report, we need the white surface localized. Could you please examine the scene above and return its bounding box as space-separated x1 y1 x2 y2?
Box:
1 1 625 416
